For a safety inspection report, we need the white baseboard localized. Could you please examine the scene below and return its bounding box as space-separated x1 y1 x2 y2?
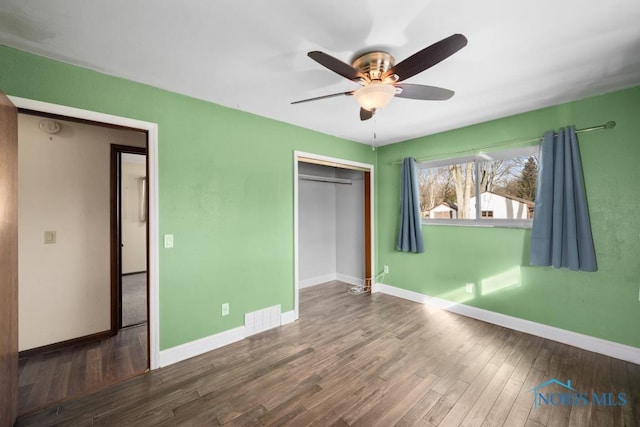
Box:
299 273 364 289
281 310 297 325
374 283 640 365
159 326 246 367
160 308 298 367
336 273 363 287
299 273 336 289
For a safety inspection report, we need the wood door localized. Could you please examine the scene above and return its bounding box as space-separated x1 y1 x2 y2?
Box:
0 91 19 426
110 145 148 333
363 171 372 292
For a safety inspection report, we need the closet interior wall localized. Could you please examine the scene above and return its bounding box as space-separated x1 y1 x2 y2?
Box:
298 162 364 288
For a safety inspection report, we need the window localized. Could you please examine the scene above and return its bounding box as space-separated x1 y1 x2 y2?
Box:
418 145 540 227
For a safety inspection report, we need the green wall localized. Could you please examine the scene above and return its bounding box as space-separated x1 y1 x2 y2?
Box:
0 45 376 349
3 44 639 351
376 86 640 348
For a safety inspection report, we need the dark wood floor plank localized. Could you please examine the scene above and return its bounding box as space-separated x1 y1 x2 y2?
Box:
611 358 634 426
504 333 534 368
93 388 200 426
568 350 596 427
457 327 509 384
17 355 41 387
304 384 375 427
545 344 581 427
438 361 500 427
503 367 546 427
480 376 523 427
350 375 427 426
342 354 434 426
373 372 440 426
15 281 640 427
283 378 377 426
423 379 470 425
46 355 71 406
350 369 435 426
18 324 148 416
511 336 545 383
626 362 640 426
486 328 522 368
396 388 443 426
324 385 382 426
525 340 562 426
461 361 516 427
258 382 322 426
590 354 614 427
24 354 56 412
432 360 471 395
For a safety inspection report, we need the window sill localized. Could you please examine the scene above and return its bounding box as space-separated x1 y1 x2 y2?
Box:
421 219 532 229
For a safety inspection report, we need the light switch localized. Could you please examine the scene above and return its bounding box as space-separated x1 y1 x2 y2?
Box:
164 234 174 248
44 231 56 244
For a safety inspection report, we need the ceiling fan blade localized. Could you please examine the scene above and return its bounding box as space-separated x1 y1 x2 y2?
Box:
383 34 467 81
308 51 367 82
360 108 374 121
394 84 454 100
291 91 353 105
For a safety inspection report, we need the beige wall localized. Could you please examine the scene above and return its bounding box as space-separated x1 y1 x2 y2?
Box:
121 154 147 274
18 114 145 351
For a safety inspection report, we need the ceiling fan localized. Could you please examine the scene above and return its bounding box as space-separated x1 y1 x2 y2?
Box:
292 34 468 121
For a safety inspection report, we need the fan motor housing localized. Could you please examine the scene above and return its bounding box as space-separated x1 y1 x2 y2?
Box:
352 51 396 81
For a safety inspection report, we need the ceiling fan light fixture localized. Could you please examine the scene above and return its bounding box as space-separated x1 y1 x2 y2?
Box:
354 83 396 111
294 34 467 120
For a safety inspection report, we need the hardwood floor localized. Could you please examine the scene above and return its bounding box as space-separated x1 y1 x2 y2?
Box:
16 281 640 426
18 324 148 416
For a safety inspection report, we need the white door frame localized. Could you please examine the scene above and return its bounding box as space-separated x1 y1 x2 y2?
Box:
293 150 374 320
10 96 160 369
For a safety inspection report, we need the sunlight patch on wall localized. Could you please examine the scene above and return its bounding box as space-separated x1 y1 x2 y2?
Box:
480 266 521 296
437 286 475 305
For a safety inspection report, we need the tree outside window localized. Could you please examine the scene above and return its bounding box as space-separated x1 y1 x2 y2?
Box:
419 146 539 225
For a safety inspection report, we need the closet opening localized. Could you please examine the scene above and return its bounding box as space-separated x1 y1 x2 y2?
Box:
293 152 374 319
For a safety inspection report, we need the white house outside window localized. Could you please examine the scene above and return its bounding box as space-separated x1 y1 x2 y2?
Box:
419 145 540 227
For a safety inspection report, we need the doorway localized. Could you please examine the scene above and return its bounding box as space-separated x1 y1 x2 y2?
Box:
293 151 374 319
112 147 148 331
6 96 159 416
9 95 160 370
16 112 150 413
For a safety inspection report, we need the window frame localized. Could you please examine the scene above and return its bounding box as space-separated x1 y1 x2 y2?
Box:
419 145 540 229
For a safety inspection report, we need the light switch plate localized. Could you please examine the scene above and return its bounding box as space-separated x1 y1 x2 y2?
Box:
44 231 56 244
164 234 174 248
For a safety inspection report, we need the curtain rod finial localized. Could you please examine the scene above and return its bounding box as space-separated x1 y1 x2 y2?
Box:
604 121 616 129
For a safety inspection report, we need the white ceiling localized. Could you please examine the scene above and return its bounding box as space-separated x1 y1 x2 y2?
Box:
1 0 639 146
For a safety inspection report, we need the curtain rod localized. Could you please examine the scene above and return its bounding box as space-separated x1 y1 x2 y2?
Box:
393 121 616 165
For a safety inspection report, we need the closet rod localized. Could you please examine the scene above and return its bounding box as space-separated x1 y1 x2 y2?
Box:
392 121 616 165
299 174 352 185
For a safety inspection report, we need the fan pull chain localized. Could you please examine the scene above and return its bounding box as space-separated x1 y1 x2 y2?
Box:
371 116 377 151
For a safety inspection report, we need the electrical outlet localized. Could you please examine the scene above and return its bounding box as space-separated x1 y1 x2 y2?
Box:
383 265 389 274
465 283 475 294
164 234 174 248
221 303 229 316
